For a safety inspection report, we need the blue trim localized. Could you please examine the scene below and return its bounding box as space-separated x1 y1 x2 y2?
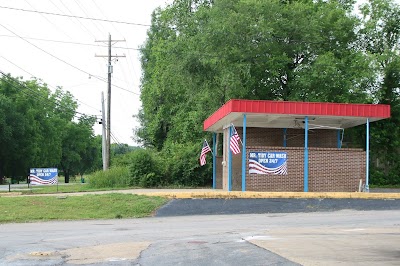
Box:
337 129 341 149
304 116 309 192
212 132 217 189
366 118 370 192
242 114 247 192
283 128 287 147
228 126 232 192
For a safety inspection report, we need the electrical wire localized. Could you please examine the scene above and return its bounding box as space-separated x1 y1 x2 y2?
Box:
73 0 104 37
0 5 151 26
0 70 98 119
0 23 139 95
110 131 123 146
23 0 73 40
57 0 97 40
0 34 139 50
89 0 139 89
0 55 101 112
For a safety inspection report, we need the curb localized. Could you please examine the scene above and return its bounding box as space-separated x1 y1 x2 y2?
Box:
1 190 399 200
135 191 400 200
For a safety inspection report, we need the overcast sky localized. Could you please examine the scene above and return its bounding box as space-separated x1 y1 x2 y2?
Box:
0 0 171 146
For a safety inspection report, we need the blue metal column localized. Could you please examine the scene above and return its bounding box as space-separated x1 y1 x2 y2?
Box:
283 128 287 147
241 114 247 192
337 129 341 149
304 116 309 192
366 118 370 192
228 126 232 192
212 132 217 189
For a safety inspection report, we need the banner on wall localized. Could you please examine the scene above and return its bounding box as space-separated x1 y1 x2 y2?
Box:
29 168 58 185
249 152 287 175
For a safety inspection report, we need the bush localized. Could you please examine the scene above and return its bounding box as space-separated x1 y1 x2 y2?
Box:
88 166 130 188
111 150 137 167
129 149 163 187
126 144 212 188
162 142 212 187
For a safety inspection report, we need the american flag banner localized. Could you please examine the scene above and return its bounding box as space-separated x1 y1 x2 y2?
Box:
29 168 58 185
230 125 241 155
200 139 212 166
249 152 288 175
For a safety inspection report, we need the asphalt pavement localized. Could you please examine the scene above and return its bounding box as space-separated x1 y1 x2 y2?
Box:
155 198 400 217
1 210 399 265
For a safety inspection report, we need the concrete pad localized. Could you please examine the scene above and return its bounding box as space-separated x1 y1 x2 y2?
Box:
62 242 151 264
249 227 400 266
7 242 151 265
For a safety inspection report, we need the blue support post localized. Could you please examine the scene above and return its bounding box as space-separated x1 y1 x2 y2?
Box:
241 114 247 192
228 126 232 192
283 128 287 147
304 116 309 192
212 132 217 189
337 129 341 149
366 118 370 192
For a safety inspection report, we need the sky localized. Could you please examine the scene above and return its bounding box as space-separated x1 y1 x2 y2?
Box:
0 0 171 146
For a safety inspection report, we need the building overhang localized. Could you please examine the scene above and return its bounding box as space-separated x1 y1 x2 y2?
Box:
204 100 391 132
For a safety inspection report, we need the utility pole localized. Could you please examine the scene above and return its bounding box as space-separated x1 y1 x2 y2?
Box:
101 92 107 170
96 34 125 170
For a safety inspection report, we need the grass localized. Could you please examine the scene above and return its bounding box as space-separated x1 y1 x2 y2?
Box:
0 183 142 195
0 193 168 223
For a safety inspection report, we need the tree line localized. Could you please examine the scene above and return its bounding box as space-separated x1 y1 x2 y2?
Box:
0 73 102 183
137 0 400 185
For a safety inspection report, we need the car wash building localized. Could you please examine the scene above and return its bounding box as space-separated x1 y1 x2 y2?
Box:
203 100 391 192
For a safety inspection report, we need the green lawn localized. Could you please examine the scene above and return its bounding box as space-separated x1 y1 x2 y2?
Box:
0 194 168 223
0 183 140 195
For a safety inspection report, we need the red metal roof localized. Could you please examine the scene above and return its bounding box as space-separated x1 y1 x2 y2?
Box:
203 99 391 131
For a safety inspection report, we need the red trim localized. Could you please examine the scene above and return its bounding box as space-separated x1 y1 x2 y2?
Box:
204 99 391 131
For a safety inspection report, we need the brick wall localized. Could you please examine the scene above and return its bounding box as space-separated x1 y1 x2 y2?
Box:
236 127 337 148
215 127 365 192
308 148 366 192
244 146 365 192
246 147 304 192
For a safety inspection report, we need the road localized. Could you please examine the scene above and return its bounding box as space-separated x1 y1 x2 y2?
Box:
1 209 399 265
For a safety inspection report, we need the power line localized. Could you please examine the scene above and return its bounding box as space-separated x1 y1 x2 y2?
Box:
57 0 97 40
0 70 97 119
110 131 123 146
0 5 151 27
89 0 138 86
0 34 140 50
0 55 101 112
0 23 140 95
23 0 73 40
73 0 104 37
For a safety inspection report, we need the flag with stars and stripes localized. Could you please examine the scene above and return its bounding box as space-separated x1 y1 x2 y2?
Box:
200 140 212 166
230 125 241 155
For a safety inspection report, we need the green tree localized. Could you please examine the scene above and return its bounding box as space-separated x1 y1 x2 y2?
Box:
0 75 54 181
137 0 374 186
59 115 99 183
0 73 102 183
359 0 400 185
